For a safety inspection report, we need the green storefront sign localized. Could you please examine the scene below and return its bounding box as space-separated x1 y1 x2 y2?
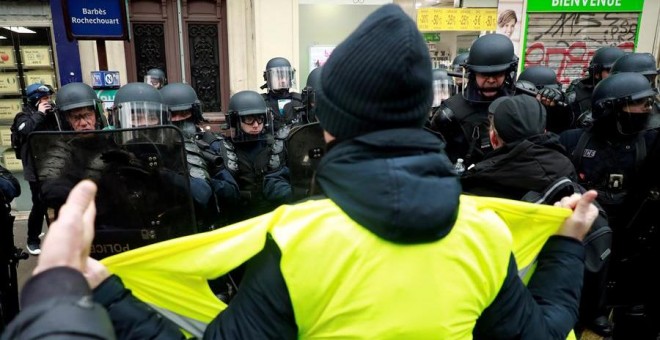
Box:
528 0 644 12
94 89 117 111
423 33 440 42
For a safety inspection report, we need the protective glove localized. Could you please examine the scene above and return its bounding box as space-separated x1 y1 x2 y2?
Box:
538 87 565 107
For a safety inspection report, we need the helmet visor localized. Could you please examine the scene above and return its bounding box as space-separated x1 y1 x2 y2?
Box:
266 66 295 90
622 96 655 114
114 101 169 128
432 79 452 107
227 112 274 143
144 75 164 89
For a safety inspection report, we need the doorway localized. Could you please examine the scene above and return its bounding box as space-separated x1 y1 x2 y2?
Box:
125 0 229 122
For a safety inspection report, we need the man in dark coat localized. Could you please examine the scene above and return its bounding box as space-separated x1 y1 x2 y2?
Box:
461 95 577 199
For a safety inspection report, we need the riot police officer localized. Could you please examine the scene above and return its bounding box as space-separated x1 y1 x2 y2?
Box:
216 90 291 224
261 57 304 131
430 68 455 118
517 66 574 133
34 83 111 218
144 68 167 90
429 33 518 166
560 72 660 338
565 46 626 128
160 82 239 227
300 66 322 123
449 52 469 92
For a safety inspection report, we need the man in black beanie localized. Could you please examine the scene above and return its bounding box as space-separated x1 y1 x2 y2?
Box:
11 4 601 339
461 95 578 200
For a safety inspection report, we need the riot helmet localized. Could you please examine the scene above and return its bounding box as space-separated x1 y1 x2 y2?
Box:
518 66 561 90
160 83 204 136
610 52 659 88
144 68 167 89
111 82 169 129
591 72 659 135
587 46 625 83
263 57 296 92
227 90 273 143
56 82 107 131
432 68 455 108
451 52 469 74
515 79 539 94
464 34 518 102
26 83 55 108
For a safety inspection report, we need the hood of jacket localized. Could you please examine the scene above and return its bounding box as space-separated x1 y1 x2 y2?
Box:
461 133 577 200
316 128 461 244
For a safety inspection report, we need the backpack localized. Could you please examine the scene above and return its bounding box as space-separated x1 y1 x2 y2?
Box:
9 113 24 160
521 177 613 273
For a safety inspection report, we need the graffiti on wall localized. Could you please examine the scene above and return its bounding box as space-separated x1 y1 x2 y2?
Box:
524 12 637 85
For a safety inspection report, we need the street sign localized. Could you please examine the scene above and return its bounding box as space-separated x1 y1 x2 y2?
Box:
62 0 129 40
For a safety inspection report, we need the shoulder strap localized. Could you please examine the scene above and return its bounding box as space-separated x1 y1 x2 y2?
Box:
634 133 647 172
571 130 593 168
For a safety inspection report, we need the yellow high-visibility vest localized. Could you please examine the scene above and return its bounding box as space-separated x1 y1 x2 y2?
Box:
103 195 573 338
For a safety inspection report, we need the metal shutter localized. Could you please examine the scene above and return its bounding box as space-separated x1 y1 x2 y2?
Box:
524 12 639 86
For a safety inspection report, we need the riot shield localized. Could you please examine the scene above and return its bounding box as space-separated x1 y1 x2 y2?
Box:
286 122 325 201
28 127 197 259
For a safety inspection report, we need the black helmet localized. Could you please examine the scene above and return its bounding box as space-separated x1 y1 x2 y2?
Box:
591 72 658 134
432 69 455 107
56 82 107 130
26 83 54 107
515 79 539 93
588 46 625 79
305 67 322 89
144 68 167 89
465 34 518 74
263 57 296 91
227 90 273 142
303 67 322 122
111 82 168 128
160 83 204 135
451 52 469 74
611 52 658 85
518 66 561 90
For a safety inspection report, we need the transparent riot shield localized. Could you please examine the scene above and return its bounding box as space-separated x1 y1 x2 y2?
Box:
28 126 196 259
286 122 325 201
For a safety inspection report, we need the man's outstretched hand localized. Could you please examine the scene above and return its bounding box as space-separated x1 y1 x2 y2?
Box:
33 180 97 276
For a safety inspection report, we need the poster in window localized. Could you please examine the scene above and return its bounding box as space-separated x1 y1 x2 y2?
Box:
0 99 22 121
496 0 524 57
25 71 56 87
21 46 52 67
0 73 20 94
0 47 17 68
309 46 336 71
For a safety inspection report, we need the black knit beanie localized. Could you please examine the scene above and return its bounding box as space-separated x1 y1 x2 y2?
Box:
490 95 546 143
316 4 433 140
